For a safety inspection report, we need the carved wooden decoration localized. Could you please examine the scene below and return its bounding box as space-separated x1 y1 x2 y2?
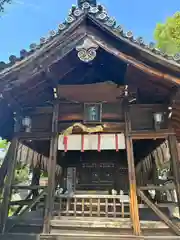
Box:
76 38 99 63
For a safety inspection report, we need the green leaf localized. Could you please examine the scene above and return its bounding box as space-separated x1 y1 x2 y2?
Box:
154 11 180 54
0 139 8 151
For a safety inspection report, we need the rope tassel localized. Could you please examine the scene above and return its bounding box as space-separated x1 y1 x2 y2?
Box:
98 134 101 152
81 135 84 152
115 134 119 152
63 136 68 152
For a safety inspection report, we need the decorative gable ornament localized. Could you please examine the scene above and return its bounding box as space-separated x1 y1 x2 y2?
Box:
76 38 99 63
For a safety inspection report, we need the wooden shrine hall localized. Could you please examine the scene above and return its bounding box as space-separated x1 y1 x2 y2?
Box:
1 0 180 239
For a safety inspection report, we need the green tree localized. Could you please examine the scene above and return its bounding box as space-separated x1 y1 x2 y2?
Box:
154 12 180 55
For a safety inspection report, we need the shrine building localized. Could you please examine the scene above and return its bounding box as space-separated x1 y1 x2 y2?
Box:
1 0 180 239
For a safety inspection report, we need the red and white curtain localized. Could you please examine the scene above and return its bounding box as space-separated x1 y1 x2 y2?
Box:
58 133 125 152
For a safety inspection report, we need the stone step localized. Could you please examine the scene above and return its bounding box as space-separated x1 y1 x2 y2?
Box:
42 231 178 240
51 217 132 229
1 233 178 240
0 233 38 240
5 218 43 234
51 216 171 229
50 217 178 237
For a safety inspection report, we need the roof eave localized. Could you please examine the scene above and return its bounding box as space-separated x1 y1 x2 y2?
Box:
0 2 180 83
87 14 180 73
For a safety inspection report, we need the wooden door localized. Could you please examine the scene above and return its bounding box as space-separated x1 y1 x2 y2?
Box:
76 162 115 190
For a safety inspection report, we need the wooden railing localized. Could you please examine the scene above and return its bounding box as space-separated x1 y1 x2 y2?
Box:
138 184 177 204
55 194 130 218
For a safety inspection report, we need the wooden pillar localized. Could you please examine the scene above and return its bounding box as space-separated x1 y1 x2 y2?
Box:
124 100 141 236
43 102 59 234
0 138 18 233
0 144 11 193
168 135 180 214
31 166 41 210
0 113 20 234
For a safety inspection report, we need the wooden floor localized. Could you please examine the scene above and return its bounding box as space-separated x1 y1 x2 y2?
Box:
1 215 180 239
1 205 180 239
50 216 179 236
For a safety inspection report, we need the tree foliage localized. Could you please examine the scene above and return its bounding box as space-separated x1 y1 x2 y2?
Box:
0 139 29 184
0 139 8 151
154 12 180 55
14 164 29 184
0 0 12 12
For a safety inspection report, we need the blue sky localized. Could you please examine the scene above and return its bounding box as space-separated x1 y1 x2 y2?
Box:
0 0 179 62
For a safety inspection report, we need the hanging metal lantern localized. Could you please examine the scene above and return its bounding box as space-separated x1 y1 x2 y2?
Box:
153 112 163 130
22 116 32 132
153 112 163 124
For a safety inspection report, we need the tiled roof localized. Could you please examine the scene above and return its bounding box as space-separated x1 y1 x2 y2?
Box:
0 1 180 72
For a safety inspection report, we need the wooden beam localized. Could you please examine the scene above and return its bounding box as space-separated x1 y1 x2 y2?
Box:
0 138 18 234
15 132 55 140
13 63 78 103
137 189 180 235
43 101 59 233
168 135 180 215
13 191 32 216
31 166 41 210
18 189 46 216
139 185 175 191
11 185 46 190
130 103 167 109
124 100 141 236
131 130 174 140
10 199 33 206
24 106 53 115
